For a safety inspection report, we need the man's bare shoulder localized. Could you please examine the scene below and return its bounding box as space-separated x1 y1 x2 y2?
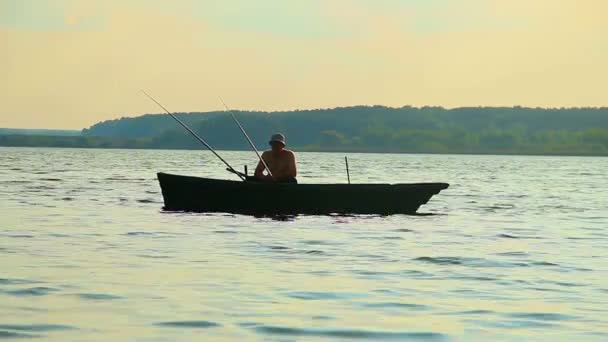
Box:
283 149 296 157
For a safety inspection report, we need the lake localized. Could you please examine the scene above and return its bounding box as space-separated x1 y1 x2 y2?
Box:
1 147 607 341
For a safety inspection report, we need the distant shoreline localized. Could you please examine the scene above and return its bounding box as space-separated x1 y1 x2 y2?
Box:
0 128 81 136
3 106 607 157
1 136 606 157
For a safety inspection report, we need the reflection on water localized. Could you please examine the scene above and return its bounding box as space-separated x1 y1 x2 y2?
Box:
1 147 607 341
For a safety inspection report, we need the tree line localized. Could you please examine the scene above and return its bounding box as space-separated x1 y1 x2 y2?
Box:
2 106 607 155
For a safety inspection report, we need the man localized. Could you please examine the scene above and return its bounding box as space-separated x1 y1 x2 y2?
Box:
254 133 297 183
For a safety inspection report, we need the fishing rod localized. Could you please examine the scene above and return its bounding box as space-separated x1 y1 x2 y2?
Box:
219 97 274 180
141 90 245 181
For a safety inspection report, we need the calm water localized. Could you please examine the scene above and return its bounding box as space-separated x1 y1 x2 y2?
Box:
1 147 607 341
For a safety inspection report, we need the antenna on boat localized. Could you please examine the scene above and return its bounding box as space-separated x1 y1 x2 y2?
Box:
219 97 274 180
141 90 245 181
345 156 351 184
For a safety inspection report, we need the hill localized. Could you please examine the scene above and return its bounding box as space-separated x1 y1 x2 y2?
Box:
2 106 607 155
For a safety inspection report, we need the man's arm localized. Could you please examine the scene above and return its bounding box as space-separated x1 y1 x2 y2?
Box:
286 151 297 178
254 151 269 178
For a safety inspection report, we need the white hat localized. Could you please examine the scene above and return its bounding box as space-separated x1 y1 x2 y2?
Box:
269 133 286 146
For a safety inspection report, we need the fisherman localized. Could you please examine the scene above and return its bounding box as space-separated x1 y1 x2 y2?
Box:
254 133 297 183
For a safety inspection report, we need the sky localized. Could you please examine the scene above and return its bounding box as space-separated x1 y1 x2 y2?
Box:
1 0 607 129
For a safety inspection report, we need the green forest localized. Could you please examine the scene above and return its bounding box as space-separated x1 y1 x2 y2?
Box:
2 106 607 155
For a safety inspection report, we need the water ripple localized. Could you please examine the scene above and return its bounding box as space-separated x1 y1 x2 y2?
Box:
360 302 430 310
472 319 556 329
38 178 62 182
506 312 578 321
155 321 221 328
77 293 124 301
253 325 447 340
0 278 40 285
0 324 75 332
414 256 464 265
414 256 561 268
0 330 40 339
286 291 367 300
6 287 59 297
496 233 541 239
265 245 327 256
441 309 496 315
124 231 154 237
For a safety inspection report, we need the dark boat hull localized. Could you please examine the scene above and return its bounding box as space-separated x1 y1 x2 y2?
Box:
157 173 449 215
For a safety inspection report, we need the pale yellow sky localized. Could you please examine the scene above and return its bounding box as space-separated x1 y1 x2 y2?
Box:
1 0 607 129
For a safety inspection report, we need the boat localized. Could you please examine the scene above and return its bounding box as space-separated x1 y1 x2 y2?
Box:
157 172 449 216
144 94 449 216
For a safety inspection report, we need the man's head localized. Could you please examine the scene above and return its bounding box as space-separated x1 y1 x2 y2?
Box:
269 133 286 152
